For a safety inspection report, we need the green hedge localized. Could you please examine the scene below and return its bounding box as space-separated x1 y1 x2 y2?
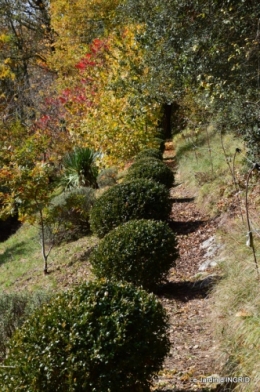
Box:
135 148 163 161
90 219 178 291
90 179 171 238
125 157 174 189
0 281 170 392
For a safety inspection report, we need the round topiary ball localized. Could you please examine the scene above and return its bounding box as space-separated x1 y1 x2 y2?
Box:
0 281 170 392
125 157 174 189
135 148 163 161
90 219 178 291
89 179 171 238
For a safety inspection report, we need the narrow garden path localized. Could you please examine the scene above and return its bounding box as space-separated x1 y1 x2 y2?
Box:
152 145 222 392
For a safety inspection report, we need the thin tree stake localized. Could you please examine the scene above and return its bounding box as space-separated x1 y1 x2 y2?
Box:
245 164 260 280
232 148 245 224
206 126 214 176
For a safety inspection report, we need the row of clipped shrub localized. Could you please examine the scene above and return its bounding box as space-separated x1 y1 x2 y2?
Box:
88 147 177 289
90 148 174 236
0 146 178 391
125 156 174 189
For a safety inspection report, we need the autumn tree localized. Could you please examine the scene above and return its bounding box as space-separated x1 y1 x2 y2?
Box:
48 17 161 164
0 140 57 274
119 0 260 156
0 117 72 274
0 0 55 125
49 0 121 74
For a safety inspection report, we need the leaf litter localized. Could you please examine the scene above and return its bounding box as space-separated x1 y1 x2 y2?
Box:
153 151 222 392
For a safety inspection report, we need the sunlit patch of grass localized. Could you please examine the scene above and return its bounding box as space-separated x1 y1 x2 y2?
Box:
173 127 245 216
211 220 260 391
0 224 40 290
0 223 99 293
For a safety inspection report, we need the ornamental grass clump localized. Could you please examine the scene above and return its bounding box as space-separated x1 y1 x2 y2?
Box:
125 157 174 189
89 179 171 238
0 281 170 392
89 219 178 291
60 146 100 189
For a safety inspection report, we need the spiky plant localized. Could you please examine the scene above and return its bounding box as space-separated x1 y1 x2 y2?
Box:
60 147 100 189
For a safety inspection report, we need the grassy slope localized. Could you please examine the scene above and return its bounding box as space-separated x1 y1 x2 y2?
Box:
0 223 98 293
173 127 260 391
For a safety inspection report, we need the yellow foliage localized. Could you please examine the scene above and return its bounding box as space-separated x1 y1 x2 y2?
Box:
0 61 15 80
48 16 160 165
49 0 121 73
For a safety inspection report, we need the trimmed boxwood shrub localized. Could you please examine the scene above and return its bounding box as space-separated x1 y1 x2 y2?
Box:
125 157 174 189
0 281 170 392
89 179 171 238
90 219 178 291
135 148 163 161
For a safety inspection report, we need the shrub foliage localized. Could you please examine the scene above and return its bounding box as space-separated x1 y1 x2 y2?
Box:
89 179 171 238
0 291 50 360
90 219 178 291
125 157 174 189
135 148 163 161
0 281 170 392
96 167 118 188
44 187 95 244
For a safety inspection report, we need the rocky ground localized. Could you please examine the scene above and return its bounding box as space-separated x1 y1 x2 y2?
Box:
152 147 223 392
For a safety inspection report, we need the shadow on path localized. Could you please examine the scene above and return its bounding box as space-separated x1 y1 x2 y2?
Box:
154 389 222 392
156 276 220 302
168 219 207 235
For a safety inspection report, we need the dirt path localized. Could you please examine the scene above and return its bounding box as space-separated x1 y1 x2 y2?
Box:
152 149 222 391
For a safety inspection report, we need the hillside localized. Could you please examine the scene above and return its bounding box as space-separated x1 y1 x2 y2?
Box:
0 145 221 392
2 135 259 391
